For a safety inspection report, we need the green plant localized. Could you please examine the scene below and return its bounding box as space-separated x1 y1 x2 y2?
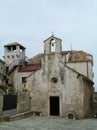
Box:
22 88 28 92
0 84 7 94
0 85 16 95
8 87 16 95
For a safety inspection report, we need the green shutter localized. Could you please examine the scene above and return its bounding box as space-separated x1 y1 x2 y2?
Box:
22 77 27 83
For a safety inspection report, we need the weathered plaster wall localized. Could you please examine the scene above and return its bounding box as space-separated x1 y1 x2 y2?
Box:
67 62 93 81
13 68 32 91
63 67 84 118
26 53 86 118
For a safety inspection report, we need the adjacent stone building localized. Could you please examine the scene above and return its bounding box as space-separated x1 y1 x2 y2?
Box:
3 42 27 88
0 59 5 86
93 92 97 116
4 35 94 119
4 42 26 74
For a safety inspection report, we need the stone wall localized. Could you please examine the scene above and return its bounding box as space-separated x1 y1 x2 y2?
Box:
0 61 5 85
93 92 97 114
17 92 30 113
83 79 93 118
0 92 30 119
0 96 3 118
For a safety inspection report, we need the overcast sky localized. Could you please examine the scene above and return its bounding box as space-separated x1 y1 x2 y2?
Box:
0 0 97 90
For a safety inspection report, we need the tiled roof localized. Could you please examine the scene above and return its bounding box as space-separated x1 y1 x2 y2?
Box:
18 65 41 72
18 50 93 72
64 51 93 63
28 51 93 65
4 42 26 49
28 54 43 64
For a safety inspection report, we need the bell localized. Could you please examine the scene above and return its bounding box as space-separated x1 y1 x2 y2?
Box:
52 43 54 46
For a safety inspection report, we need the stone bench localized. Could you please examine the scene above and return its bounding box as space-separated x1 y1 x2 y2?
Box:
32 111 42 116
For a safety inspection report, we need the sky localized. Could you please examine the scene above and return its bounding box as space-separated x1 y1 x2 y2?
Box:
0 0 97 90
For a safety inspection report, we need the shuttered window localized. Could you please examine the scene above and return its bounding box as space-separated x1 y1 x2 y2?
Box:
22 77 27 83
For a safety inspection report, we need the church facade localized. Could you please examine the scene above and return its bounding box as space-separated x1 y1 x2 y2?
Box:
26 35 94 118
3 35 94 119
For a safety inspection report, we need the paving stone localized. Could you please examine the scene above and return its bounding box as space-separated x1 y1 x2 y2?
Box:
0 116 97 130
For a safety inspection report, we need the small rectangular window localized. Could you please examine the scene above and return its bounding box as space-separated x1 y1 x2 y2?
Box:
6 66 9 74
22 77 27 83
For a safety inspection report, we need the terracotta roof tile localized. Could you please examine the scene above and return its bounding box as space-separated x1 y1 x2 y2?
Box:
67 51 93 63
28 51 93 65
28 53 43 64
18 65 41 72
18 50 93 72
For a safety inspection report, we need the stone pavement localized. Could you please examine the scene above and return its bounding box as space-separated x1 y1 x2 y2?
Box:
0 116 97 130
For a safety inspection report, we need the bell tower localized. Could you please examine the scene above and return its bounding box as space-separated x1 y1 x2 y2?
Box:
43 35 62 54
42 35 63 82
4 42 26 73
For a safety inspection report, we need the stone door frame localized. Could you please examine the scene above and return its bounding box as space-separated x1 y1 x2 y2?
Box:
48 93 62 116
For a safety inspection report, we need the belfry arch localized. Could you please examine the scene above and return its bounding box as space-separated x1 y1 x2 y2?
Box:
50 39 56 52
43 35 62 54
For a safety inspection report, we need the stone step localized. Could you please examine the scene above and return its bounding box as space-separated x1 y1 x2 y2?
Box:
0 110 42 122
9 110 33 121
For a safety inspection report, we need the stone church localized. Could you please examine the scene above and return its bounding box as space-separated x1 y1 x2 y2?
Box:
4 35 94 119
